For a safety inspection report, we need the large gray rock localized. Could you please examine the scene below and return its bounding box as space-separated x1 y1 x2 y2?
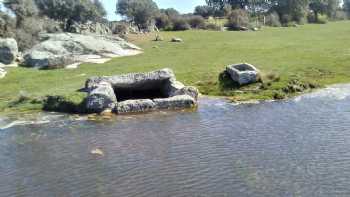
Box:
24 51 74 69
86 82 117 113
0 38 18 65
154 95 197 110
24 33 142 69
84 68 199 114
116 99 156 114
86 68 176 92
0 68 6 79
226 63 261 86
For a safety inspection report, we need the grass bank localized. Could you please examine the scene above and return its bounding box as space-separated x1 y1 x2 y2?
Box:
1 21 350 113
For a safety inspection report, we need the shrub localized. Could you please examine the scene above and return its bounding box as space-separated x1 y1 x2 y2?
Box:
265 12 281 27
225 9 249 30
172 17 190 31
316 14 328 24
155 13 171 29
334 10 348 20
187 15 206 29
15 17 43 51
112 23 128 35
204 23 221 31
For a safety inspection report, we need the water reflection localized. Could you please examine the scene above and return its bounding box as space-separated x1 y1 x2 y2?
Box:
1 85 350 196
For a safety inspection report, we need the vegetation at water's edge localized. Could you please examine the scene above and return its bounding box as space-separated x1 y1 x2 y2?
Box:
1 21 350 113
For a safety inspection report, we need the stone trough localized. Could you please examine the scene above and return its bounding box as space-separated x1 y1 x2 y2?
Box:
85 68 199 114
226 63 261 86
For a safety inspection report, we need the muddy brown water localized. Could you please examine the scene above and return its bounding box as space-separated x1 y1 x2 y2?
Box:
1 84 350 197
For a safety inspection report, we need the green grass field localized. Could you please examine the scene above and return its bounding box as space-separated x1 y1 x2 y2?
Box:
1 21 350 113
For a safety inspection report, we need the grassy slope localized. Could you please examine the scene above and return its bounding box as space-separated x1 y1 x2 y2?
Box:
1 21 350 112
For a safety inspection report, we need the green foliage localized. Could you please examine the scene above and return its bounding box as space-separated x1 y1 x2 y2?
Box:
172 18 191 31
265 12 281 27
187 15 206 29
194 5 214 18
3 0 38 25
34 0 106 22
225 9 249 30
43 93 87 114
116 0 159 29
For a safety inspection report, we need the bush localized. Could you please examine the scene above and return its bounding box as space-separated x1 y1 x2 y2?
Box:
155 13 171 29
307 12 328 24
172 17 190 31
112 23 128 35
334 10 348 20
204 23 221 31
15 17 44 51
265 12 281 27
187 15 206 29
225 9 249 30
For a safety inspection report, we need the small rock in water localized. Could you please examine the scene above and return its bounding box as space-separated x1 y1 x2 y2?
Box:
91 148 104 156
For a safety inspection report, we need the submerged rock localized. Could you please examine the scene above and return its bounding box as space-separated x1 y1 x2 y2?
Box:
226 63 261 86
0 38 18 65
85 68 199 114
24 33 142 69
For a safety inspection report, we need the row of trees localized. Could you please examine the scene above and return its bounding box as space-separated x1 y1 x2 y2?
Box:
195 0 345 24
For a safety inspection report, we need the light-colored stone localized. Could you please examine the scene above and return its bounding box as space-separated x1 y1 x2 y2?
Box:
171 86 200 100
116 99 156 114
0 38 18 65
171 37 183 42
24 33 142 69
86 82 117 113
86 68 175 92
0 68 6 79
226 63 261 86
154 95 196 110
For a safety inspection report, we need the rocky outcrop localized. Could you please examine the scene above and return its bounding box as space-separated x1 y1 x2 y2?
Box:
0 68 6 79
68 21 112 35
226 63 261 86
0 38 18 65
23 33 142 69
85 68 199 114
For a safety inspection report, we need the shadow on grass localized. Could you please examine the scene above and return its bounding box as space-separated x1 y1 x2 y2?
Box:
218 71 241 91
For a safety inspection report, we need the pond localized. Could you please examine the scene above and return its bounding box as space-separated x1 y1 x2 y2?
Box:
1 84 350 197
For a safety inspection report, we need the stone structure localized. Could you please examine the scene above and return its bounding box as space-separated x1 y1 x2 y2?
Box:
23 33 142 69
226 63 261 86
0 38 18 65
85 68 199 114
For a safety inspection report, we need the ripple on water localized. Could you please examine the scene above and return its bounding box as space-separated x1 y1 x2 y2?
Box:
1 85 350 196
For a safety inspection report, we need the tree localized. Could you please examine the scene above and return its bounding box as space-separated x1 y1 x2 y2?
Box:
326 0 340 18
34 0 106 22
194 5 214 18
116 0 159 29
273 0 309 24
309 0 327 22
3 0 38 25
345 0 350 16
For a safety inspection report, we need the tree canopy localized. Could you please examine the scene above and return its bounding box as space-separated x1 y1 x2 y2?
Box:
116 0 159 29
